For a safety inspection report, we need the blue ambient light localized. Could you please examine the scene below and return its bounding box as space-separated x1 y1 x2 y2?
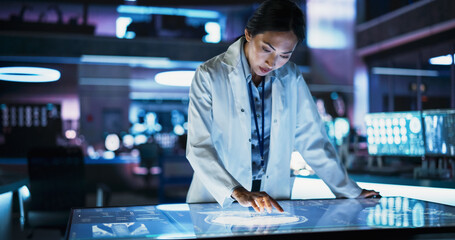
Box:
117 5 220 19
80 55 202 69
155 71 195 87
116 17 135 39
0 67 61 83
429 54 454 65
203 22 221 43
372 67 439 77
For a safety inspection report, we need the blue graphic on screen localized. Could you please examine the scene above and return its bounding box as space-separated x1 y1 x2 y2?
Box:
423 109 455 156
365 111 424 156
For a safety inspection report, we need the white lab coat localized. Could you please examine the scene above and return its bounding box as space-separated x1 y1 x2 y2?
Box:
186 38 361 208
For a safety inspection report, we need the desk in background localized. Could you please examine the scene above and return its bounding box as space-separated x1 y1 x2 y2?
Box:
0 155 193 203
0 172 28 240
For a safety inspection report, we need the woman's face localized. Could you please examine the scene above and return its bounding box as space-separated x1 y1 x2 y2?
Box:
244 30 298 79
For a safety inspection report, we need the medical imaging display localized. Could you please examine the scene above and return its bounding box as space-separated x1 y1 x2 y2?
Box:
0 103 62 157
423 109 455 156
66 197 455 239
365 111 425 156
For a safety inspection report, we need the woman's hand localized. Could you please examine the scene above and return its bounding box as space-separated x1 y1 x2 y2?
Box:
231 187 284 213
357 189 381 198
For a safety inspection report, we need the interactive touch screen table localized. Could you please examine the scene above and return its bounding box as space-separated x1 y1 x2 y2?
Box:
66 197 455 240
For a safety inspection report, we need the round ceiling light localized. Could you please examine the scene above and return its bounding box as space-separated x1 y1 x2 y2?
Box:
0 67 61 83
155 70 194 87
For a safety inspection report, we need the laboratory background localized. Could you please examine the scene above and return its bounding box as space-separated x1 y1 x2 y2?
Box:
0 0 455 239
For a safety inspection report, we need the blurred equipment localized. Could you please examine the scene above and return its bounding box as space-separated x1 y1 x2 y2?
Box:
1 4 95 35
21 146 86 237
137 135 162 187
117 5 221 42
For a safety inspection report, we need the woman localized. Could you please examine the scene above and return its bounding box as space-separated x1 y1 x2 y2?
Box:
186 0 379 213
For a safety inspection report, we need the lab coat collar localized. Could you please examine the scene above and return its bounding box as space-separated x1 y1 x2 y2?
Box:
239 37 252 83
222 38 243 69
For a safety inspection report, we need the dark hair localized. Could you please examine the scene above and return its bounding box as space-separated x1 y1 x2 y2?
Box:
245 0 305 44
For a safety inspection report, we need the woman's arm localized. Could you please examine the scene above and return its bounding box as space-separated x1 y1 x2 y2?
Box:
186 66 241 207
293 74 363 198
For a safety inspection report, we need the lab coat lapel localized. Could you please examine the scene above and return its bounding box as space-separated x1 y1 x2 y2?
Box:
271 75 286 118
266 74 286 182
222 38 251 144
228 68 251 138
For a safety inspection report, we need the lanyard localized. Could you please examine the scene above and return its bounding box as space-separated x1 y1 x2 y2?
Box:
248 79 265 167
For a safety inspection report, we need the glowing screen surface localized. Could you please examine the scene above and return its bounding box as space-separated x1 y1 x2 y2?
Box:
365 111 425 156
66 197 455 239
423 109 455 156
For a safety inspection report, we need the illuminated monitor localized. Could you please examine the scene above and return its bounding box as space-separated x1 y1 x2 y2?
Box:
66 197 455 239
365 111 424 156
422 109 455 156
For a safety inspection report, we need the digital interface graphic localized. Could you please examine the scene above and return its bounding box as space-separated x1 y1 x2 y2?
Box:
67 197 455 239
423 109 455 156
365 111 425 156
204 211 307 226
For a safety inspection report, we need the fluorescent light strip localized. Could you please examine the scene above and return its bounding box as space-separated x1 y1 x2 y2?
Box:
80 55 202 69
0 56 81 64
0 67 61 83
372 67 439 77
155 71 195 87
129 92 190 100
429 54 454 65
81 55 168 65
117 5 220 19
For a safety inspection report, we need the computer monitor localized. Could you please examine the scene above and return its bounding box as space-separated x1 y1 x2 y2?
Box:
422 109 455 156
365 111 425 156
66 197 455 239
